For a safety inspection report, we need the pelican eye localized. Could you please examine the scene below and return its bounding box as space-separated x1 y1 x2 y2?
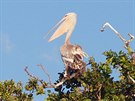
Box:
64 15 68 17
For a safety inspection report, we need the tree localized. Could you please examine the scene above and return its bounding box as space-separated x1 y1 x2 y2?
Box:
0 80 33 101
1 49 134 101
0 23 135 101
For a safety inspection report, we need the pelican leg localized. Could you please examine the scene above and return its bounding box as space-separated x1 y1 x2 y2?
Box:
64 62 70 77
61 55 74 77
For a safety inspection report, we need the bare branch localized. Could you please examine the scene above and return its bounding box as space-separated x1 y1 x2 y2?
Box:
56 67 85 88
101 22 126 43
24 67 43 83
100 22 134 48
25 65 84 88
25 67 55 88
38 64 52 86
97 84 102 100
55 71 79 88
127 72 135 84
127 33 134 44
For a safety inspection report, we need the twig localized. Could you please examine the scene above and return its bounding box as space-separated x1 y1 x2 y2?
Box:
128 75 135 84
100 22 134 48
55 71 80 88
25 67 55 88
127 72 135 84
38 64 52 86
24 67 43 83
96 84 102 100
25 66 84 88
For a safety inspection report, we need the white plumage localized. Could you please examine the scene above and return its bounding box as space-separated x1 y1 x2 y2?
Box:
48 12 88 77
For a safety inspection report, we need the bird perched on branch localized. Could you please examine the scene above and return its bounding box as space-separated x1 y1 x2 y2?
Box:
47 12 88 77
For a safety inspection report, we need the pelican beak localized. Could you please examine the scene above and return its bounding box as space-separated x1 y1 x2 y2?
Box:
47 16 67 42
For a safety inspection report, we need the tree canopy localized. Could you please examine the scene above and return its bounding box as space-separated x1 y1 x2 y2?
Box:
0 23 135 101
1 48 135 101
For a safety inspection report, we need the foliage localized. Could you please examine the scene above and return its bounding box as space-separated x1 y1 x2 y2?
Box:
1 49 135 101
46 50 135 101
0 80 33 101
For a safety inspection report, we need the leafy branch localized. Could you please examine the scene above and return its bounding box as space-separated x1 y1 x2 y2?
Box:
24 63 87 89
101 22 135 84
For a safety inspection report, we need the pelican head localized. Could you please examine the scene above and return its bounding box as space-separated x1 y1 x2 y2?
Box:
72 45 88 59
48 12 77 43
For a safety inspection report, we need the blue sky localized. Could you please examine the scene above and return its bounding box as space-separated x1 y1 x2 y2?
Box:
0 0 135 100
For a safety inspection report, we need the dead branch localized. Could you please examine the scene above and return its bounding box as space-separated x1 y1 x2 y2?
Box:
54 68 84 88
128 75 135 84
38 64 52 86
96 84 102 100
55 70 82 88
25 65 85 88
24 67 55 88
24 67 44 84
100 22 134 48
127 72 135 84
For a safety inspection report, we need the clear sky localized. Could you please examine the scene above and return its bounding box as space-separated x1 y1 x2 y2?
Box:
0 0 135 100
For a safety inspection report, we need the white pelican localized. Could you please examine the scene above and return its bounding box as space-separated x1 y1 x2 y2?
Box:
47 12 88 77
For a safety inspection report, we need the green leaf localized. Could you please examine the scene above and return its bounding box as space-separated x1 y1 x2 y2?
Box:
83 99 91 101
